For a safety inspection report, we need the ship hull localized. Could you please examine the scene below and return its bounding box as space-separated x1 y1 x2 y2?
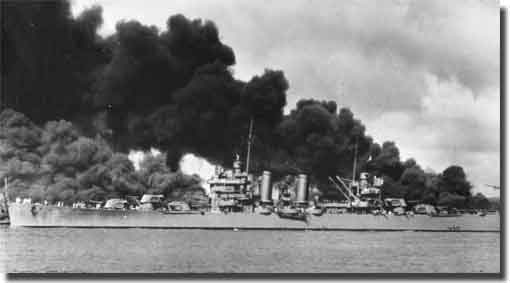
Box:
8 203 500 232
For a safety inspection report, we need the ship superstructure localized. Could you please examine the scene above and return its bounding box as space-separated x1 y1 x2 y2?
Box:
327 172 384 213
208 155 253 213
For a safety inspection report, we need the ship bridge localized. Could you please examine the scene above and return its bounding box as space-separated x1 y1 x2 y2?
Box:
208 156 253 213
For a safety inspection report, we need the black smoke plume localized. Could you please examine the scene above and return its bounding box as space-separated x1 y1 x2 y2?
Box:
1 0 110 122
1 0 487 207
0 109 207 205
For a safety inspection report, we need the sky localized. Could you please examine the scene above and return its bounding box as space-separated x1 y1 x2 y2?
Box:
71 0 501 197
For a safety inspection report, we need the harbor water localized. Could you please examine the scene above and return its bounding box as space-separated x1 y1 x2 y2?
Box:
0 227 500 273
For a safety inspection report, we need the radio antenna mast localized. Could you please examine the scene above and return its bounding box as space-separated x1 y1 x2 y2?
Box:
245 117 254 174
352 136 358 184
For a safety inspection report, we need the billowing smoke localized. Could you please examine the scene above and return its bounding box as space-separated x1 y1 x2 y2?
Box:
94 15 237 152
0 109 207 205
1 0 489 208
1 0 110 123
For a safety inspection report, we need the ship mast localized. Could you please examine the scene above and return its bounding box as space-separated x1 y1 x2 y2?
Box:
3 177 9 218
352 136 358 195
245 117 254 174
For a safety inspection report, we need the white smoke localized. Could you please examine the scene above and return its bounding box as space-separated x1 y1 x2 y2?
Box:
128 150 216 195
179 153 216 195
128 148 162 170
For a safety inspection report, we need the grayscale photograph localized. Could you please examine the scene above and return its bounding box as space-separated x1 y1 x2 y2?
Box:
0 0 502 276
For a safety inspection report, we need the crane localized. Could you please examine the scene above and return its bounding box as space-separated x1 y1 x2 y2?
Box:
485 184 500 190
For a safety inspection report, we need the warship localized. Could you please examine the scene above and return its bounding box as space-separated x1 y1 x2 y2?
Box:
6 155 500 232
5 119 501 232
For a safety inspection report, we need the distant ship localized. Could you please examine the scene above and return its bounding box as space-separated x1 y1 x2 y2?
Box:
1 178 10 225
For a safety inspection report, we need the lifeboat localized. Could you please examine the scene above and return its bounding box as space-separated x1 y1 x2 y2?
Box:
306 206 324 216
256 206 272 215
276 207 308 222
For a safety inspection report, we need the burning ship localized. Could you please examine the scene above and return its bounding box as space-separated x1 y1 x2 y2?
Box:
7 154 500 232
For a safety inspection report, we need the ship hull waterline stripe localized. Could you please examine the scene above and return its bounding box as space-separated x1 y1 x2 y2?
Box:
12 225 500 232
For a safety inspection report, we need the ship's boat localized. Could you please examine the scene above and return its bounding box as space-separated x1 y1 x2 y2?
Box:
276 211 307 222
322 202 349 214
306 206 325 216
140 195 164 203
392 207 406 216
104 199 128 210
414 204 437 215
255 206 272 215
276 207 308 222
168 201 191 211
163 201 201 214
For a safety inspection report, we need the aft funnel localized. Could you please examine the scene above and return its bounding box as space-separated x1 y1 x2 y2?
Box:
295 174 308 205
260 171 273 204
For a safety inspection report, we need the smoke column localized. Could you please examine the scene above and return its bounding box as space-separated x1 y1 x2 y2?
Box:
1 0 483 207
